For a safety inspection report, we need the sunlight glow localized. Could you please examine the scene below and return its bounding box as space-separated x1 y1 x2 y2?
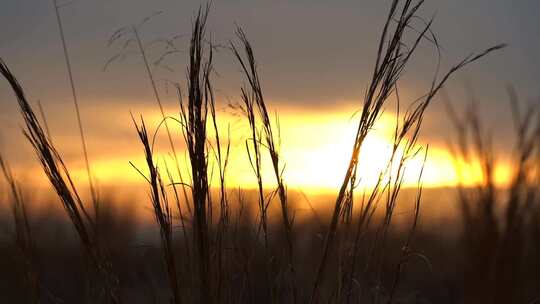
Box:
26 105 513 194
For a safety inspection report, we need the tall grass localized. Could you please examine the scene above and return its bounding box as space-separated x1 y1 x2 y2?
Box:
0 0 510 303
0 153 40 303
132 118 181 304
105 10 193 220
52 0 97 207
0 59 120 304
232 27 299 302
180 6 214 303
446 88 540 304
239 62 272 299
307 0 504 300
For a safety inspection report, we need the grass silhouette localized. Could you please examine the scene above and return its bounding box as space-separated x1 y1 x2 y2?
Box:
1 1 530 303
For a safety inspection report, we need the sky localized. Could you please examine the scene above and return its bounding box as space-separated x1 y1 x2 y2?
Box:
0 0 539 193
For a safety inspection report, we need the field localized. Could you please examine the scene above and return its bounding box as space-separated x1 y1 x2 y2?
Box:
0 1 539 303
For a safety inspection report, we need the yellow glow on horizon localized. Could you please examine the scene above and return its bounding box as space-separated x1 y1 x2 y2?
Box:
23 105 514 194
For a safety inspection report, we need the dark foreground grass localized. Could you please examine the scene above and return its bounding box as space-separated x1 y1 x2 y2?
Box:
0 189 539 303
445 88 540 304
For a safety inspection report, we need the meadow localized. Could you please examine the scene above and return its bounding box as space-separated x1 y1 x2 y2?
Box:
0 1 539 303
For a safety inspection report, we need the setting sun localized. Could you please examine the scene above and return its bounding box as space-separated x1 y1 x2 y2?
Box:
53 105 513 193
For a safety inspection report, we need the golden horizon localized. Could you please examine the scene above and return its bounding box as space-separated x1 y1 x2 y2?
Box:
7 104 514 194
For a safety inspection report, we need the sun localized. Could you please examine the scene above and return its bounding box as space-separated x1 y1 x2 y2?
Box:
32 105 512 194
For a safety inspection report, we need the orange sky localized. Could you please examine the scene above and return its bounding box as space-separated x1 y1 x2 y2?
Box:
8 103 513 195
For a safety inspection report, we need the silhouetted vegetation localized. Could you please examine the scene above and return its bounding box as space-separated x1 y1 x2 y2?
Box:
2 1 537 303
